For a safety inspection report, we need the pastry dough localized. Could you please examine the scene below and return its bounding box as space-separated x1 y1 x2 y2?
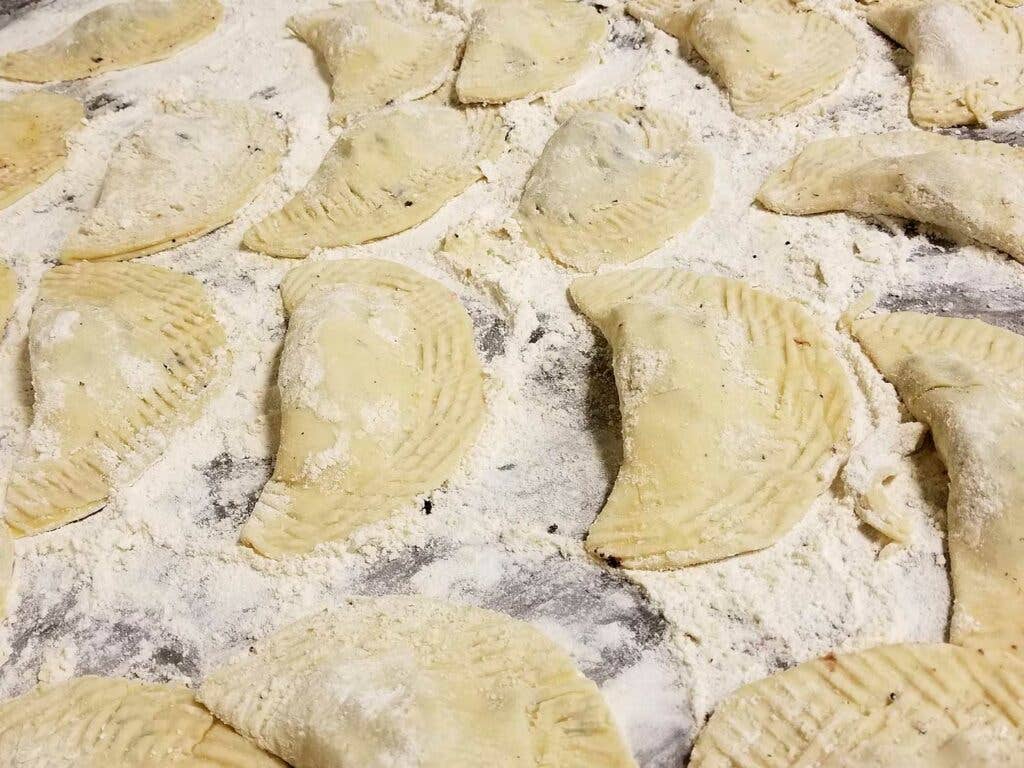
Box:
288 2 460 124
0 676 284 766
0 92 83 212
4 263 228 537
0 0 222 83
0 265 16 618
240 259 484 557
571 269 851 569
243 103 504 257
866 0 1024 127
689 643 1024 767
517 101 712 270
854 312 1024 654
455 0 607 104
759 131 1024 264
626 0 692 38
200 596 637 768
61 100 285 262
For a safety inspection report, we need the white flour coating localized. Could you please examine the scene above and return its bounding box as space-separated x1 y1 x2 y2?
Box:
1 0 1024 765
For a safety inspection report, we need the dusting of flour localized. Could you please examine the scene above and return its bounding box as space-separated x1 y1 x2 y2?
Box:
1 0 1023 765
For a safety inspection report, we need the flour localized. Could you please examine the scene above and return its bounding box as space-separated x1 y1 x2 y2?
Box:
1 0 1022 765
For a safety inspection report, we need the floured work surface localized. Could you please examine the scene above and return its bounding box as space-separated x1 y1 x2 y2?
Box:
0 1 1022 766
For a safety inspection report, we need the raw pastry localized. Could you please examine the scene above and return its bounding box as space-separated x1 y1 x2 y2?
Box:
0 265 16 617
61 100 285 262
517 101 712 271
241 259 484 557
759 131 1024 263
288 2 460 124
854 311 1024 654
455 0 607 104
689 643 1024 767
626 0 691 38
199 596 637 768
0 265 16 331
4 263 228 537
243 103 504 257
0 92 83 211
0 676 284 766
571 269 851 569
0 0 222 83
866 0 1024 127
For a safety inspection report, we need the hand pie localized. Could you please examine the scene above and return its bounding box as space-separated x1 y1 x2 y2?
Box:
288 2 460 124
4 262 228 536
571 269 851 569
61 100 285 262
200 596 637 768
690 643 1024 767
0 92 83 212
0 676 284 766
455 0 607 104
0 0 222 83
243 103 504 257
240 259 484 557
866 0 1024 127
759 130 1024 263
517 101 712 271
854 311 1024 654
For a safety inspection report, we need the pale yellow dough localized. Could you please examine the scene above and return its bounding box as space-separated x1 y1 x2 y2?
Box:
4 262 228 537
455 0 607 105
0 92 83 212
570 269 851 569
626 0 692 38
854 312 1024 655
866 0 1024 127
517 101 712 271
759 130 1024 264
243 103 505 257
0 676 284 767
61 100 285 263
240 259 484 557
0 265 16 618
288 2 460 125
199 596 637 768
0 0 222 83
690 643 1024 767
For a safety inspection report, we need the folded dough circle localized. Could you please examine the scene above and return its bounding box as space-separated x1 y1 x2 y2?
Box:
0 92 83 212
288 2 460 125
243 103 505 257
0 0 222 83
240 259 484 557
690 643 1024 767
570 269 851 569
455 0 607 105
0 676 284 766
516 101 713 271
4 262 228 537
199 596 637 768
759 130 1024 263
61 100 285 263
854 311 1024 655
866 0 1024 127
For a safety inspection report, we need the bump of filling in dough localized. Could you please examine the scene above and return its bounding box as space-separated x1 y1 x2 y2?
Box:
61 100 285 263
759 130 1024 264
199 596 638 768
689 643 1024 767
3 262 228 537
240 259 484 557
243 103 504 257
288 2 460 125
0 0 223 83
866 0 1024 127
0 676 284 766
516 101 712 271
570 269 851 569
0 92 83 212
455 0 607 105
854 311 1024 655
